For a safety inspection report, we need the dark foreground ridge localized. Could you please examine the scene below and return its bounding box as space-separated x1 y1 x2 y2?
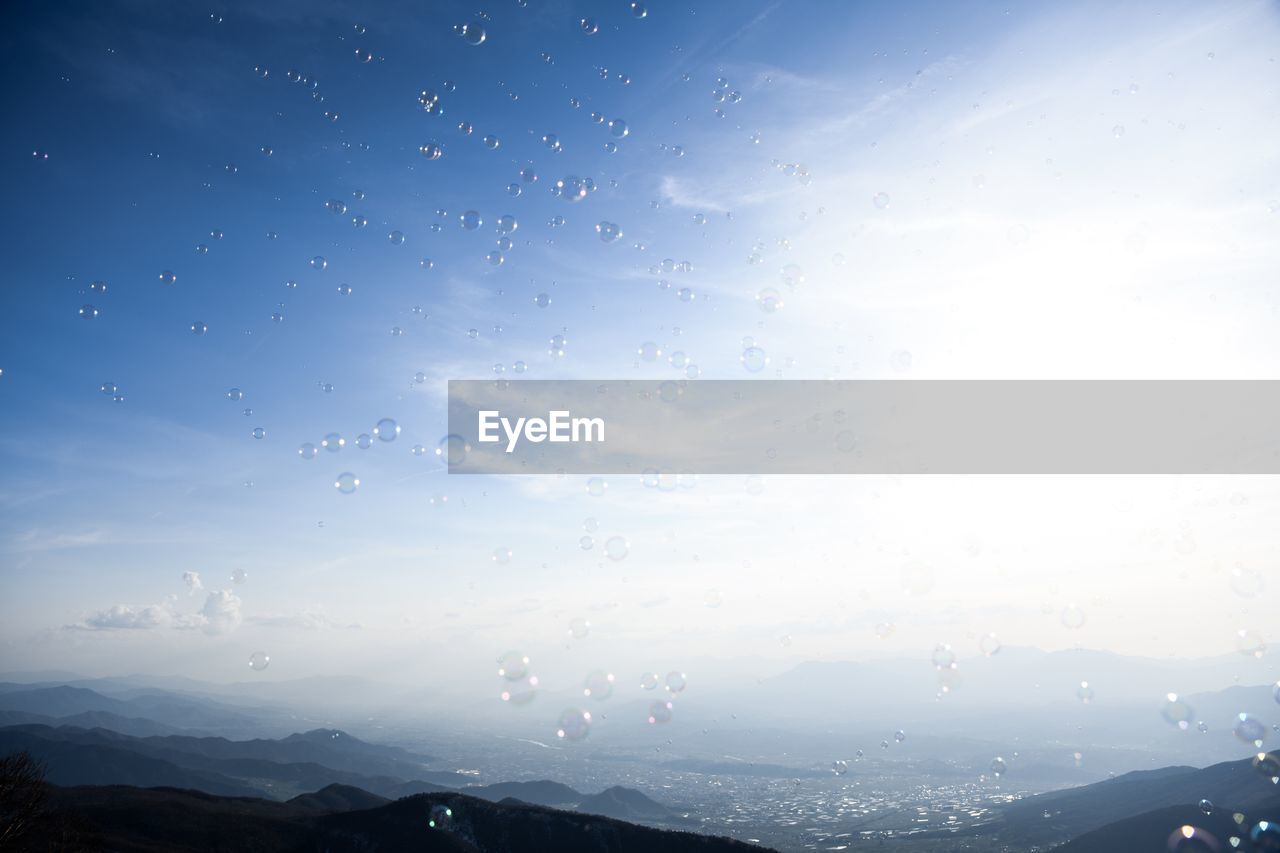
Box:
9 782 774 852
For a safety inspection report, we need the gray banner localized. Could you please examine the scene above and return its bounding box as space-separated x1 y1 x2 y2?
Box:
446 380 1280 474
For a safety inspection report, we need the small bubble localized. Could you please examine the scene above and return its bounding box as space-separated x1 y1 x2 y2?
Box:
334 472 360 494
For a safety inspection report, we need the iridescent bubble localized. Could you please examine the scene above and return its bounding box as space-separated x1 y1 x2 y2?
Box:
1235 713 1266 748
740 346 768 372
556 707 591 740
334 472 359 494
497 650 529 680
1161 693 1194 730
322 433 344 452
457 21 486 46
374 418 399 441
568 616 591 639
436 434 470 465
640 672 659 690
248 651 270 671
1236 628 1266 658
1060 604 1086 629
665 671 687 693
647 700 673 724
990 757 1007 777
299 442 317 460
604 536 629 561
583 670 614 699
756 287 783 312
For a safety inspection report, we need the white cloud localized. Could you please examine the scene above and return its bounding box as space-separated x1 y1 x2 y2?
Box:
182 571 203 595
69 590 241 634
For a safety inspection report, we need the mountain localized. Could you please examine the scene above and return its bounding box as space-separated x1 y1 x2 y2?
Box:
943 751 1280 849
463 779 582 806
1053 803 1275 852
12 783 773 852
287 782 390 813
0 685 269 734
0 724 466 800
577 785 692 824
0 728 261 797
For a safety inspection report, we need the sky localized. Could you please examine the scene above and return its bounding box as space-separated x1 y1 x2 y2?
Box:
0 0 1278 701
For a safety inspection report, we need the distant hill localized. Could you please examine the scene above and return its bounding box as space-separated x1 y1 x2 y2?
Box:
1053 803 1274 852
0 685 268 734
12 783 772 852
0 723 465 800
287 782 390 814
939 751 1280 849
577 785 693 824
462 779 583 806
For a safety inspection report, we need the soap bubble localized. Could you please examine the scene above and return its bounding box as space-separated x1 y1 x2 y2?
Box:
756 288 783 312
310 256 327 271
252 427 266 439
100 381 117 395
457 21 486 45
872 192 890 209
979 633 1001 656
90 280 108 294
248 651 270 671
322 433 344 452
482 135 500 150
604 536 629 561
500 675 539 705
492 547 512 564
497 650 529 680
1161 693 1194 730
931 644 956 670
630 2 647 18
640 672 659 690
79 304 100 320
227 388 243 401
990 757 1007 777
190 321 208 335
740 346 768 372
608 118 629 138
580 17 598 34
1236 628 1266 658
1060 604 1086 629
665 671 687 693
596 221 623 243
568 616 591 639
159 270 177 285
586 477 607 496
334 472 359 494
374 418 400 442
460 210 482 230
556 707 591 740
354 434 372 449
583 670 614 699
647 700 673 724
299 443 317 460
1076 681 1095 703
1234 713 1266 748
894 730 905 743
832 760 848 776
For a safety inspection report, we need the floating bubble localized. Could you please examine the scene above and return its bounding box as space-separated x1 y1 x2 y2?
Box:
1060 604 1086 629
1236 628 1266 658
568 616 591 639
647 700 673 724
354 433 372 449
604 536 629 561
1253 751 1280 784
482 135 500 150
665 671 687 693
79 304 100 320
310 256 327 271
457 21 486 45
640 672 659 690
740 346 768 372
832 760 848 776
227 388 243 401
497 650 529 680
496 214 518 234
460 210 482 230
931 644 957 670
500 675 539 705
1161 693 1194 730
756 287 783 312
248 651 270 671
990 757 1007 778
1076 681 1095 703
894 730 906 743
1230 567 1264 597
230 568 247 584
556 707 591 740
1235 713 1266 748
492 547 512 564
872 192 890 209
979 633 1001 656
334 472 359 494
608 118 629 138
630 1 647 18
374 418 400 442
583 670 614 699
252 427 266 440
299 442 317 460
159 270 177 285
585 477 606 497
596 221 623 243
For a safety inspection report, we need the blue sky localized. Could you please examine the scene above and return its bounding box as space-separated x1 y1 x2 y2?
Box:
1 0 1278 700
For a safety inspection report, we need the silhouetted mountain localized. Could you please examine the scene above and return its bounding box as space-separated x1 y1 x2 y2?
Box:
287 782 390 814
0 728 261 797
0 724 466 799
578 785 691 824
15 783 773 852
946 751 1280 849
0 685 266 733
462 779 582 806
1053 803 1274 852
